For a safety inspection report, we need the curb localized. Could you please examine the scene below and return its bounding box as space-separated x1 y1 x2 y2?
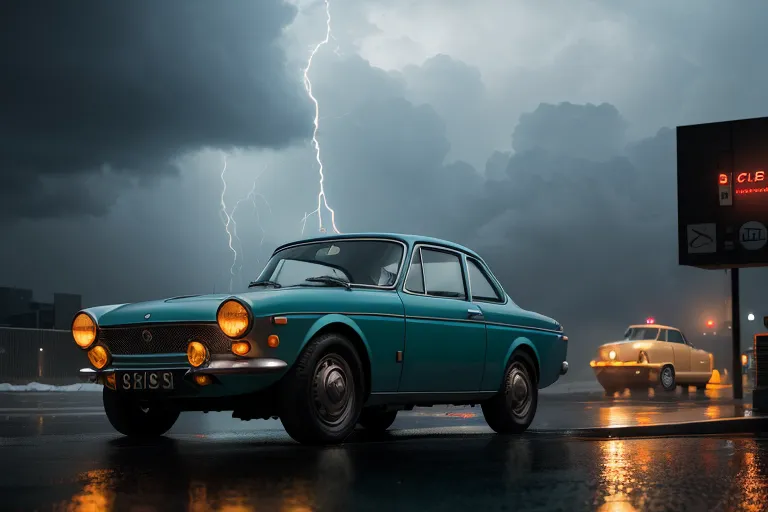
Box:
533 416 768 439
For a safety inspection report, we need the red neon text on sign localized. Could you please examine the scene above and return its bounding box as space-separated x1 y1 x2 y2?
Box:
719 173 729 185
736 171 766 184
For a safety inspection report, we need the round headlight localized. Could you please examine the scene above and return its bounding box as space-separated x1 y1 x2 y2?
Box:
609 350 617 360
187 341 209 368
72 313 97 349
217 300 251 339
87 345 110 369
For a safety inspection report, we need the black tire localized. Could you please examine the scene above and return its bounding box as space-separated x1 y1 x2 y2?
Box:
278 332 365 445
358 408 397 432
102 387 180 438
659 365 676 392
481 351 538 434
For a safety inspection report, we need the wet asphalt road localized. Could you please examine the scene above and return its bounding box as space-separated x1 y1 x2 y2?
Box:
1 388 766 511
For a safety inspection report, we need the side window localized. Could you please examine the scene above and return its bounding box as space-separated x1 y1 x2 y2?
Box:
466 259 503 302
667 330 685 344
421 248 467 299
404 248 425 293
657 329 668 342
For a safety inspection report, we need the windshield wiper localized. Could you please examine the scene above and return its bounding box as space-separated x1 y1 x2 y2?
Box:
247 280 282 288
305 276 351 289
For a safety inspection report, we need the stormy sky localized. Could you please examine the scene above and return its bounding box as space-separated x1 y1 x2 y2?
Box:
3 0 768 379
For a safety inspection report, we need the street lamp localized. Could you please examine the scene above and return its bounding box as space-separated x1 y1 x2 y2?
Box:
748 313 755 321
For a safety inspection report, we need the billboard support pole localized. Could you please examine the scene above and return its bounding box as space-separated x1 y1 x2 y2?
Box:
731 268 743 399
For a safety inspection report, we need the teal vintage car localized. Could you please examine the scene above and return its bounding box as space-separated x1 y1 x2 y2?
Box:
74 233 568 444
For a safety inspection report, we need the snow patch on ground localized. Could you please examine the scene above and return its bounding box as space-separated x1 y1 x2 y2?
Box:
540 380 602 395
0 382 103 392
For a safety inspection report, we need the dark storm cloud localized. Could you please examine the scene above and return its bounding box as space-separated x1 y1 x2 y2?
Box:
1 0 310 220
512 102 627 161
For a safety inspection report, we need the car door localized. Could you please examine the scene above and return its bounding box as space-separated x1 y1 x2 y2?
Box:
667 329 691 373
683 330 712 375
397 245 487 393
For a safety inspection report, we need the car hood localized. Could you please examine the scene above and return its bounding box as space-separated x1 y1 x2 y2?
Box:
596 339 655 361
88 287 395 327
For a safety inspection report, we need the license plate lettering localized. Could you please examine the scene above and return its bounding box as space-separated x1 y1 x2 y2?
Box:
120 371 174 391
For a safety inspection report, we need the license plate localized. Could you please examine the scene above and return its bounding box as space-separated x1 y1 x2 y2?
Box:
117 371 174 391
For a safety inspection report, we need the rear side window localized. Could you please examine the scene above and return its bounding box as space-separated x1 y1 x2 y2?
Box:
467 259 503 302
667 330 685 344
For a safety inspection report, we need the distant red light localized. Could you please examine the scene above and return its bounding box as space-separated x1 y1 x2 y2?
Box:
706 319 715 328
646 317 655 324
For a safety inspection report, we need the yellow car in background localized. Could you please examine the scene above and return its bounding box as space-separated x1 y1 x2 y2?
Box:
590 324 713 395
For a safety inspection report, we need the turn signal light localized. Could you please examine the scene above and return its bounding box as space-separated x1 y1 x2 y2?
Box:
217 299 251 339
87 345 110 369
72 313 97 349
232 341 251 356
194 375 212 386
105 373 116 390
187 341 209 368
267 335 280 348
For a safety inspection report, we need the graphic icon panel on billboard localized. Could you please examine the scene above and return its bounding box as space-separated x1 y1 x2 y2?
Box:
677 116 768 268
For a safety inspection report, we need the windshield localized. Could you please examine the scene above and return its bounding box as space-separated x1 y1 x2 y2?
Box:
623 327 659 340
254 239 405 288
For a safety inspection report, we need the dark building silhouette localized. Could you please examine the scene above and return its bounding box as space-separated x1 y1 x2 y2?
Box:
0 287 81 330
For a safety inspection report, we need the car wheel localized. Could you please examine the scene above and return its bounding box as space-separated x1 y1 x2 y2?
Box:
278 332 364 445
358 407 397 432
481 351 538 434
102 387 180 438
659 365 676 392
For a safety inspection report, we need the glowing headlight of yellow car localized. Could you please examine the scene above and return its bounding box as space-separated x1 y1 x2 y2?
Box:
72 313 97 349
217 299 252 339
609 350 617 360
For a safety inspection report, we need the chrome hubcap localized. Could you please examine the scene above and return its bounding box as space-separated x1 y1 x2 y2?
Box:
661 368 674 388
506 364 531 418
312 354 354 427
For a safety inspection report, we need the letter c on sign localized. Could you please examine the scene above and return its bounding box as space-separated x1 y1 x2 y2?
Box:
737 172 747 183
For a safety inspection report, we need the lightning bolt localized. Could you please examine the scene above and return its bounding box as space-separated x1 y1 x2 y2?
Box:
230 165 272 274
218 154 238 293
301 0 340 235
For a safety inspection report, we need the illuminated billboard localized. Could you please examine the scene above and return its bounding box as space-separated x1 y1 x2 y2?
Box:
677 116 768 268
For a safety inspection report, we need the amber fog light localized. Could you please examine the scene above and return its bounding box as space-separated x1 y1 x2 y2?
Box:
194 375 212 386
87 345 110 370
72 313 97 349
232 341 251 356
217 299 251 339
187 341 209 368
267 335 279 348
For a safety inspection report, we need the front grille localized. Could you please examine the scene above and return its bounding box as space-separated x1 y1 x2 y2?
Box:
98 323 231 355
755 334 768 388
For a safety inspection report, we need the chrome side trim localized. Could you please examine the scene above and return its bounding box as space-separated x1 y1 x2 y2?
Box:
263 237 409 290
188 358 287 376
268 311 563 333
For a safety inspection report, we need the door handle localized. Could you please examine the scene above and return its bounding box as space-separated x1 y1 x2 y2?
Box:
467 308 483 319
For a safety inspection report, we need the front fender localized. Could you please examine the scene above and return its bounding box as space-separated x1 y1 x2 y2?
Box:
300 314 374 365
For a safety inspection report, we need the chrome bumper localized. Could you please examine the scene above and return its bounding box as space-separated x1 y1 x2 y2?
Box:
78 357 288 382
560 361 569 375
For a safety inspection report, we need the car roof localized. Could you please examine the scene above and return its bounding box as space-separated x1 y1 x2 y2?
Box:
627 324 680 331
272 232 483 259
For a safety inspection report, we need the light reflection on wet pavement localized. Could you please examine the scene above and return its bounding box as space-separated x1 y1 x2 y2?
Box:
0 387 766 511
